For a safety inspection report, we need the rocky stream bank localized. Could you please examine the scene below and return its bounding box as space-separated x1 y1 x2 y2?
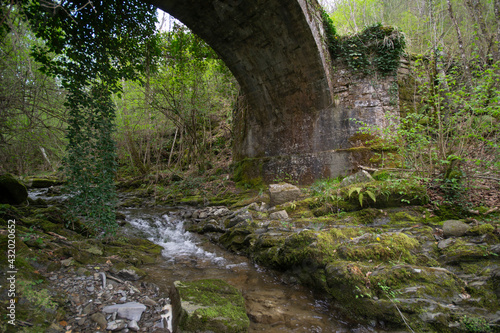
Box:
1 174 499 332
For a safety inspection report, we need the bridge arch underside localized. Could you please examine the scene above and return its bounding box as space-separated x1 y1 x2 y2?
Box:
149 0 373 184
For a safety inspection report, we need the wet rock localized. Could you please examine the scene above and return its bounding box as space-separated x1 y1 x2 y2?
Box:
339 170 374 187
226 211 253 228
173 279 249 333
91 312 108 329
103 302 147 321
0 173 28 205
419 311 447 323
110 264 147 281
107 319 127 331
213 207 232 217
200 219 226 233
269 210 289 220
142 296 158 306
245 289 286 324
26 177 63 188
443 220 470 237
269 183 301 206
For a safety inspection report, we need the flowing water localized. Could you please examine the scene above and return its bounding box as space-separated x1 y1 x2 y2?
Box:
30 188 386 332
121 207 385 333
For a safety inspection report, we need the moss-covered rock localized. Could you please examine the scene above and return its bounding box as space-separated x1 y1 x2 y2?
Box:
104 238 163 265
174 279 249 333
110 262 147 281
25 177 63 188
0 173 28 205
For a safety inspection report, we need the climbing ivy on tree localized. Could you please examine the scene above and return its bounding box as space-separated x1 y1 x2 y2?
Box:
23 0 158 236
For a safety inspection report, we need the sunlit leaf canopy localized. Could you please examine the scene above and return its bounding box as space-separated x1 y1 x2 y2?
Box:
23 0 158 92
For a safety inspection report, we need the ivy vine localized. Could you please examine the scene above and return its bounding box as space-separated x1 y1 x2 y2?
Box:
321 9 406 76
24 0 158 236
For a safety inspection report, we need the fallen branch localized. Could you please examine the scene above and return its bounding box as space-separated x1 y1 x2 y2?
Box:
473 175 500 182
47 232 67 240
107 274 124 284
359 165 417 173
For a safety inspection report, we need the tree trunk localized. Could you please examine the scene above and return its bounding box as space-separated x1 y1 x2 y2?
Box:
465 0 493 63
168 127 178 168
446 0 472 84
494 0 500 62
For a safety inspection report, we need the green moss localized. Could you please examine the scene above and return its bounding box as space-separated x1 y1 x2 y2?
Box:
104 238 163 265
441 239 491 264
339 232 419 263
175 279 249 333
467 223 495 236
232 158 264 188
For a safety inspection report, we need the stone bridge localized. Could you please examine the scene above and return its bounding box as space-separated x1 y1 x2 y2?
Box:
148 0 400 184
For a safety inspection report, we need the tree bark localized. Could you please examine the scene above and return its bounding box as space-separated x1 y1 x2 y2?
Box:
446 0 472 84
465 0 493 62
494 0 500 62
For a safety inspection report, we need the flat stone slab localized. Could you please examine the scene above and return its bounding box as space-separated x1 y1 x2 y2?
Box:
102 302 146 322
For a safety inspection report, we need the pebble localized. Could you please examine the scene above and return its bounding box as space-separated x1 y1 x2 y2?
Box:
107 319 127 331
128 319 140 331
42 264 172 332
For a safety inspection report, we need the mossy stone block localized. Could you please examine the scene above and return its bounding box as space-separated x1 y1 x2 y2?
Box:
174 279 249 333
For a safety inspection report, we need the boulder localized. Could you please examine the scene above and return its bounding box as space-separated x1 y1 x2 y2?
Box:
110 264 147 281
339 170 374 187
0 173 28 205
443 220 470 238
103 302 147 322
25 177 63 188
173 279 249 333
269 183 301 206
90 312 107 330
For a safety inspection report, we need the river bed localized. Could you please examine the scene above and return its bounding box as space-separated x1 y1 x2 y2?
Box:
29 187 389 332
121 207 386 333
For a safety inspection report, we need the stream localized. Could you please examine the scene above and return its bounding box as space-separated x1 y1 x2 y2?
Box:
120 207 384 333
30 188 385 332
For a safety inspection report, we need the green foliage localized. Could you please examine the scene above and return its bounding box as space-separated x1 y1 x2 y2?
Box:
320 8 340 55
340 24 405 75
23 0 158 236
348 186 377 207
378 282 401 301
460 315 492 333
65 84 118 235
353 53 499 208
17 279 57 312
322 8 406 76
147 24 236 173
0 9 66 174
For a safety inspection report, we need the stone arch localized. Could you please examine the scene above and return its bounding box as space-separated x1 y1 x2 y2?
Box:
147 0 400 183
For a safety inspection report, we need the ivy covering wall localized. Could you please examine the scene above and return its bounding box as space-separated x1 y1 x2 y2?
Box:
321 9 406 76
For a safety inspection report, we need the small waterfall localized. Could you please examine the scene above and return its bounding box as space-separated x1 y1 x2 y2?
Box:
126 212 226 266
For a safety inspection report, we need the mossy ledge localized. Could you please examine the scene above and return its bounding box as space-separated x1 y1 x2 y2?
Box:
187 199 500 332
